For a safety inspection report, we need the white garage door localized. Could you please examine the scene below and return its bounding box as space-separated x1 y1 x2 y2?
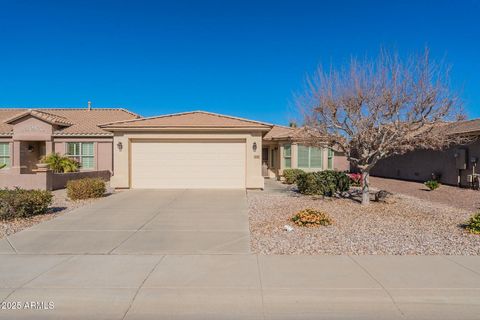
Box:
131 140 246 189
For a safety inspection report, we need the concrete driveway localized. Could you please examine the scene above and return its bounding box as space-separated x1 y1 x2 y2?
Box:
0 189 251 254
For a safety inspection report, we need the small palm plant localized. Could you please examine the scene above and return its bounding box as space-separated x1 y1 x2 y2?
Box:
42 153 80 173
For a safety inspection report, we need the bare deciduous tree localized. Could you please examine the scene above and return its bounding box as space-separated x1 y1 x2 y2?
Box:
297 49 466 205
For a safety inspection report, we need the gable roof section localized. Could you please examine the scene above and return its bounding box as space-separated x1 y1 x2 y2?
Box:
4 109 73 126
263 125 297 140
100 111 272 130
0 108 140 136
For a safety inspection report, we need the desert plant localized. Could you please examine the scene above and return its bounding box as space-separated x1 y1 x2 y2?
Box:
282 169 305 184
42 153 80 173
292 208 333 227
60 157 80 173
67 178 106 200
466 212 480 235
424 180 440 191
296 170 350 196
348 173 362 186
0 188 53 220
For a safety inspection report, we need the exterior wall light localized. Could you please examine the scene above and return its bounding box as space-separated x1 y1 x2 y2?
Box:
252 142 257 152
117 142 123 151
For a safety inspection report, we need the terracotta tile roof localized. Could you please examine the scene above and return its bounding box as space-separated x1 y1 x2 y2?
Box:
100 111 272 130
262 125 297 140
445 119 480 135
0 108 140 136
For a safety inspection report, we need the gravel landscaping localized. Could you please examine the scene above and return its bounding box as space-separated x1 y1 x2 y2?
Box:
248 179 480 255
0 188 113 239
370 176 480 212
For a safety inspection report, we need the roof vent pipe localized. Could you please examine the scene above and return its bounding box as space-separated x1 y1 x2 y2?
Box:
87 101 92 111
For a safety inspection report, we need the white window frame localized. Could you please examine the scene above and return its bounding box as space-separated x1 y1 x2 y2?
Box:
0 143 10 168
283 144 292 168
298 145 323 169
327 148 334 170
66 142 95 170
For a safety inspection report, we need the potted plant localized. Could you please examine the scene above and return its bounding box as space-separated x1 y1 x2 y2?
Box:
36 156 50 169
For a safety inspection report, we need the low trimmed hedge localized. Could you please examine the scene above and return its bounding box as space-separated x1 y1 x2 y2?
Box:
282 169 305 184
67 178 106 200
0 188 53 220
297 170 350 196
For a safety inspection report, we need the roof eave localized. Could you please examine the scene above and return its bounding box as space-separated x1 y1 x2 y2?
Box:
101 126 271 132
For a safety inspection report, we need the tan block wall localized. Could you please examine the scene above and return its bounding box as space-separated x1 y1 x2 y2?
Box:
370 140 480 186
111 131 264 189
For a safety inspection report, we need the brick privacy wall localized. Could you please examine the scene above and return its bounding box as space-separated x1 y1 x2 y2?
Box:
370 140 480 187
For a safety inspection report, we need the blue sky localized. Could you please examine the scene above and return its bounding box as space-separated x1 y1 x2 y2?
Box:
0 0 479 125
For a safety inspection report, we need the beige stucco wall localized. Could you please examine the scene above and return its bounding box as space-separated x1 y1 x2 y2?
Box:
111 130 264 189
333 151 350 171
12 117 53 141
52 138 113 172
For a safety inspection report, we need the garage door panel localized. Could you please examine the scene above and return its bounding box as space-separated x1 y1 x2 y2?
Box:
131 141 246 189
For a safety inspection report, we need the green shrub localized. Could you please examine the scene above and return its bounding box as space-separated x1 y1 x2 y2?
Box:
42 153 80 173
296 170 351 196
292 208 333 227
466 212 480 235
424 180 440 191
282 169 305 184
67 178 106 200
0 188 53 220
0 164 6 170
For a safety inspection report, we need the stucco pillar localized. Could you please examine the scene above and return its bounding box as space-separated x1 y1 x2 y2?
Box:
245 132 264 189
291 143 298 169
10 141 21 174
110 133 130 189
45 141 53 155
279 144 285 172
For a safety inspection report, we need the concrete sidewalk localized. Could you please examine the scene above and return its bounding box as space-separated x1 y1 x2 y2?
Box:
0 254 479 319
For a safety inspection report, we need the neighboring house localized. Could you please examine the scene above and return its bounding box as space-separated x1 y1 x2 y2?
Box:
0 108 139 189
371 119 480 187
0 108 348 190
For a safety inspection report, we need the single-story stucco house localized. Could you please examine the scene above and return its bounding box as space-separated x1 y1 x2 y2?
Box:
371 119 480 187
0 108 348 190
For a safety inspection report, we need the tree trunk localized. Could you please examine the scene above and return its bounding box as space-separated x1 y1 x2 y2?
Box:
361 170 370 205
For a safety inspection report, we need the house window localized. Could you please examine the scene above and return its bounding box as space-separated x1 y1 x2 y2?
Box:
283 144 291 168
66 142 94 170
0 143 10 168
328 148 334 169
298 145 323 169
